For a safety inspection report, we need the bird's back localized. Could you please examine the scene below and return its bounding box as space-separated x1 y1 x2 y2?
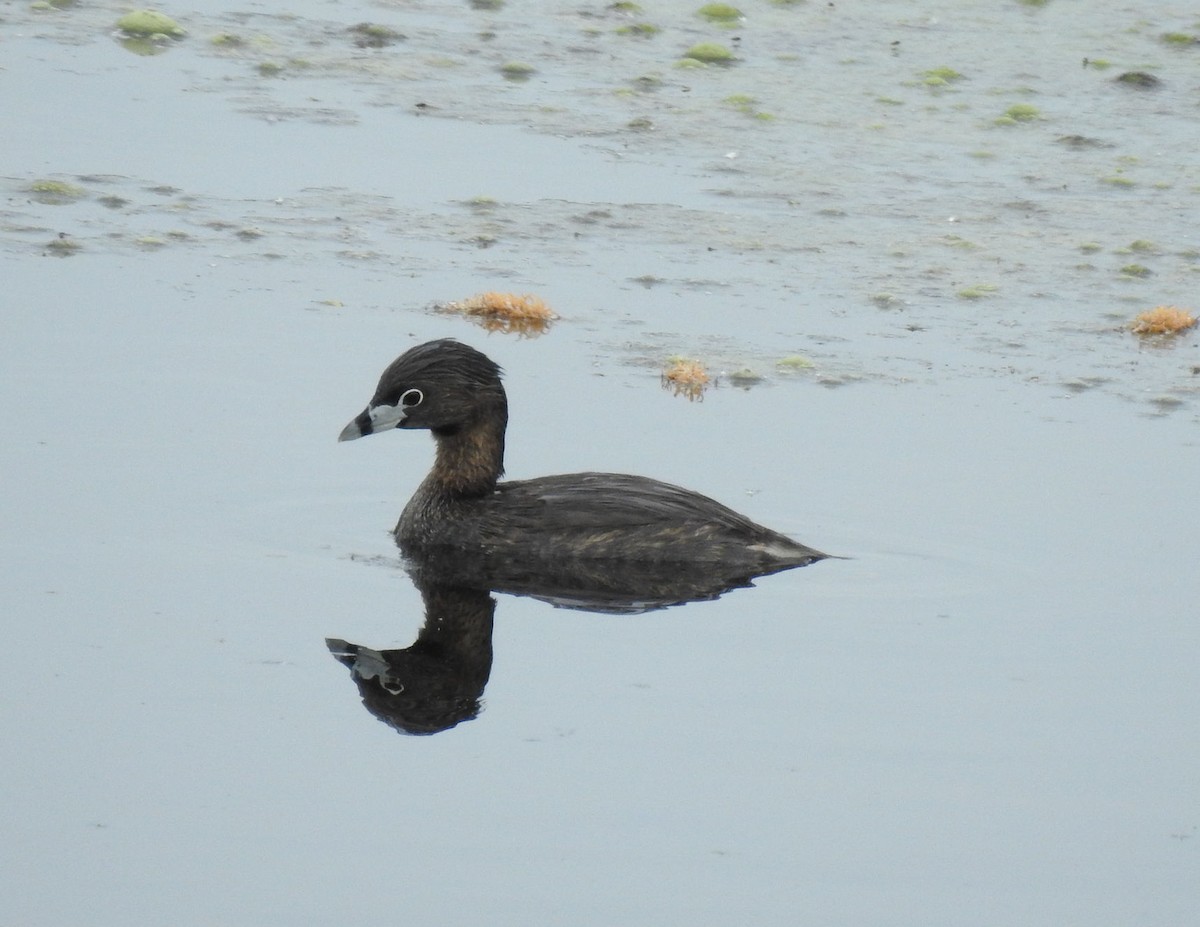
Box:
398 471 826 568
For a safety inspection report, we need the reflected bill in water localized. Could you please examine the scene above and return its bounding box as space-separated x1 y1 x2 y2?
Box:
327 545 823 736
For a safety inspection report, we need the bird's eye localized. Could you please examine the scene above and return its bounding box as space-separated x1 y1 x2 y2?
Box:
400 388 423 408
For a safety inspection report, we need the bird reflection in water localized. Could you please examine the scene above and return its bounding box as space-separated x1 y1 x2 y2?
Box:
327 548 823 736
328 580 494 737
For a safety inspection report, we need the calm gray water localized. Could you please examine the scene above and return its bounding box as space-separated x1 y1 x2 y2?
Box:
3 1 1197 924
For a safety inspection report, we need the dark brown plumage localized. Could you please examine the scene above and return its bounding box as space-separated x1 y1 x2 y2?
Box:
339 339 827 570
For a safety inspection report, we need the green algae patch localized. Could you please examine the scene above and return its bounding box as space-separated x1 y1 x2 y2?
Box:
253 57 314 77
995 103 1040 125
29 180 88 204
348 23 405 48
680 42 735 64
1119 264 1152 278
776 355 814 371
46 235 83 255
500 61 536 80
922 66 963 87
728 368 765 388
116 10 185 38
723 94 773 119
1161 32 1198 46
697 4 743 23
464 195 499 210
617 22 660 37
956 284 998 300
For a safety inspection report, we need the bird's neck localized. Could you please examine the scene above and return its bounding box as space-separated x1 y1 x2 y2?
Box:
426 409 507 498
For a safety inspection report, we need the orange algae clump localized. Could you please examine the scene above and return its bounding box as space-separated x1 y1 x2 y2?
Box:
441 292 557 335
1130 305 1197 335
662 358 710 401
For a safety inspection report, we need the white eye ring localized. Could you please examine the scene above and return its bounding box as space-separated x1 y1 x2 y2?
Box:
400 388 423 408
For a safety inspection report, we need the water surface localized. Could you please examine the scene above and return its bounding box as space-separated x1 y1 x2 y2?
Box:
2 1 1197 924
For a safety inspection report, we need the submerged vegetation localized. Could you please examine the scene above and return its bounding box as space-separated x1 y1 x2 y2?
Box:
956 284 999 300
8 0 1197 413
348 23 405 48
616 22 660 37
499 61 537 79
723 94 774 120
1161 32 1199 46
45 233 82 255
1115 71 1161 88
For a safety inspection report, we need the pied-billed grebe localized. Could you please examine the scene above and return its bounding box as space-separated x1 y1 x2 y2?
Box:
339 339 827 569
